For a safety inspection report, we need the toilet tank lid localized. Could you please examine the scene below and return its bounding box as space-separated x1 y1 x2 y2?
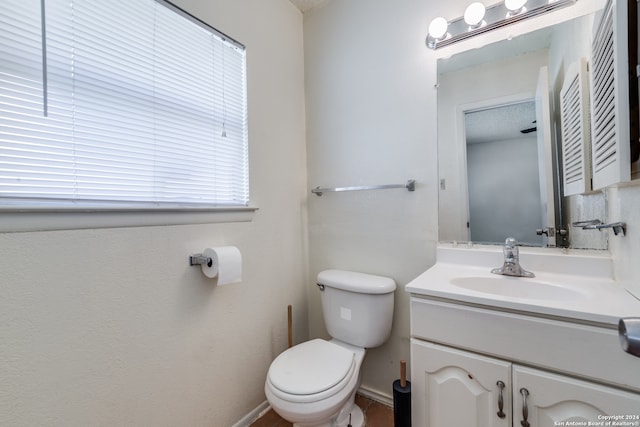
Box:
317 270 396 294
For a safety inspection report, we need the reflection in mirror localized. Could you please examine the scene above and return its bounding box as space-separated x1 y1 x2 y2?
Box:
437 10 608 249
465 101 544 246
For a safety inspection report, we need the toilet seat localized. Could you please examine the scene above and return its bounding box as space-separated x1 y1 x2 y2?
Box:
267 339 356 403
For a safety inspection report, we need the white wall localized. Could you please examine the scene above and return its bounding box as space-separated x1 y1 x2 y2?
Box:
0 1 308 426
303 0 438 397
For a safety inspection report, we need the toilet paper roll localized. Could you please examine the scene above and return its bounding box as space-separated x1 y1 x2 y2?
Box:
201 246 242 285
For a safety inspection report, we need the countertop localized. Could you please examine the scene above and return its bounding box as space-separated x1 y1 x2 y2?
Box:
405 244 640 326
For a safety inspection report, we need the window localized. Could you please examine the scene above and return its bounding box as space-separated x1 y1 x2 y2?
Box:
0 0 249 210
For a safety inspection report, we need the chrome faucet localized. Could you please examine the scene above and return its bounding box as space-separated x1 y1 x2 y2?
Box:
491 237 535 278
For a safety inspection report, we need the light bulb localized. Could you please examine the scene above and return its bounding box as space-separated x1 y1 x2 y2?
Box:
464 2 486 27
505 0 527 11
428 17 448 39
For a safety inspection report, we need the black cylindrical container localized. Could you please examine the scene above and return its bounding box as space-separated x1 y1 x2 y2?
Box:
393 360 411 427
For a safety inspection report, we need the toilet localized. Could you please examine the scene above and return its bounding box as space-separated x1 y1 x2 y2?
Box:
265 269 396 427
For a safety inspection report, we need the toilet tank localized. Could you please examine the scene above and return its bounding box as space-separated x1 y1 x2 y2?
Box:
317 270 396 348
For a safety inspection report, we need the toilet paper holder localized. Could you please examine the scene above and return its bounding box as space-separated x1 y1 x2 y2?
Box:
189 254 213 268
619 318 640 358
189 246 242 283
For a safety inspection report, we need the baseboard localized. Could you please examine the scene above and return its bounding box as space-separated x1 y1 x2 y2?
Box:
233 387 392 426
232 400 271 427
357 385 394 407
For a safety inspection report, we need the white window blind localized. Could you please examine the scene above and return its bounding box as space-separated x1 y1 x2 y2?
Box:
0 0 249 209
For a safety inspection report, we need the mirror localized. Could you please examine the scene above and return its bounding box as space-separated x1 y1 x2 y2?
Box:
437 7 608 249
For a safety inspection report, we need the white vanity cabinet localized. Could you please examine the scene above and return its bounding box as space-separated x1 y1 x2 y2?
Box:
411 339 640 427
513 366 640 426
411 340 511 427
409 296 640 427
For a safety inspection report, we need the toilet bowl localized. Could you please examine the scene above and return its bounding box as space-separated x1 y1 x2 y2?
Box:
264 270 396 427
265 339 365 427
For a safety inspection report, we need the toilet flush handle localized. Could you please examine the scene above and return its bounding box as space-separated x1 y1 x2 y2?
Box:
317 283 325 291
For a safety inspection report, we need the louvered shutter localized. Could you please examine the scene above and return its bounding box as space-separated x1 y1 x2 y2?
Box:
589 0 631 189
560 58 591 196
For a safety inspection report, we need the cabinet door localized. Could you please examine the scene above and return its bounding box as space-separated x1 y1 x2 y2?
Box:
411 339 512 427
513 365 640 427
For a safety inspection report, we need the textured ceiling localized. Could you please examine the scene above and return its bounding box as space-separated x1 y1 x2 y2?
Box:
289 0 331 12
465 101 537 145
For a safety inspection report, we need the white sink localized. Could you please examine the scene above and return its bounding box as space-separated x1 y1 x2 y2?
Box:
449 276 584 301
405 244 640 325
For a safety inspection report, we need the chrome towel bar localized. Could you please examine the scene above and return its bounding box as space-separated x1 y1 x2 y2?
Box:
312 180 415 196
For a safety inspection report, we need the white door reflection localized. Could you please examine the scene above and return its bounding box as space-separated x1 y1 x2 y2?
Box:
464 101 545 246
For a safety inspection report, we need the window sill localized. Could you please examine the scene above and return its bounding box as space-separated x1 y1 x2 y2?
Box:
0 206 258 233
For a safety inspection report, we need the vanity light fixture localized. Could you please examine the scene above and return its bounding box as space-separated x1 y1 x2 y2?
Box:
428 16 449 46
427 0 576 50
464 2 487 29
505 0 528 15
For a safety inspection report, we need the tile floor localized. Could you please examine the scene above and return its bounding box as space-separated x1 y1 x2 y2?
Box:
249 394 394 427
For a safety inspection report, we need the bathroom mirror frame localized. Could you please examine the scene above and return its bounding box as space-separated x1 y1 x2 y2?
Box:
434 0 633 249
